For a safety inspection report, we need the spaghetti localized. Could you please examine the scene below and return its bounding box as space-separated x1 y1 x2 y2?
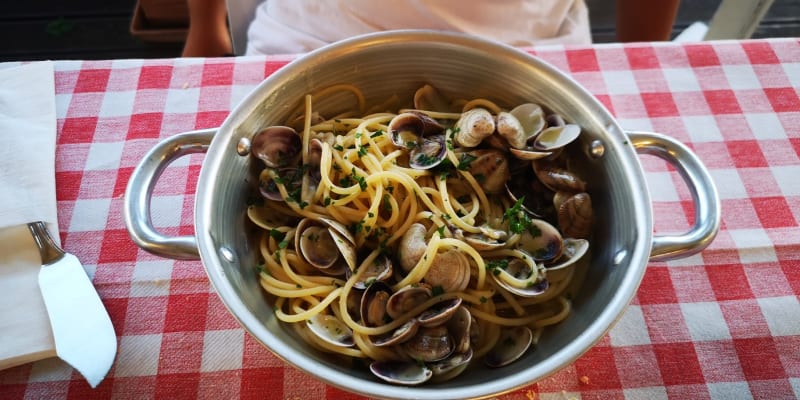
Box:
247 84 591 384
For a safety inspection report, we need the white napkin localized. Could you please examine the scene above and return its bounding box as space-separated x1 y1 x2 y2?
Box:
0 61 59 369
0 61 59 235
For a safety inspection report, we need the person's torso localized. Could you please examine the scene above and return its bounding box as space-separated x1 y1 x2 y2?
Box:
246 0 590 55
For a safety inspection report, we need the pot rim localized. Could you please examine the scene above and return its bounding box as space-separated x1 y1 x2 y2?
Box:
194 30 653 400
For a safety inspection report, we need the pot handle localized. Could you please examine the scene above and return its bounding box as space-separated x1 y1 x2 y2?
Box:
123 128 216 260
627 131 721 262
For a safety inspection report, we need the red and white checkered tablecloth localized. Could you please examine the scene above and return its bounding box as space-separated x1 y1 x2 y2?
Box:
1 38 799 400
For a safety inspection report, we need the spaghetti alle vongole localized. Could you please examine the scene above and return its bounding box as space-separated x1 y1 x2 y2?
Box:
246 84 593 385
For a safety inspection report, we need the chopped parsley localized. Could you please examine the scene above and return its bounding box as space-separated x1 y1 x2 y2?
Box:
414 152 439 167
269 229 285 242
457 153 477 171
503 197 531 234
431 285 445 296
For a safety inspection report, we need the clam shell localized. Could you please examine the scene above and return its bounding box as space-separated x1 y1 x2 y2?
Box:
386 285 432 320
370 360 433 386
417 298 463 328
533 124 581 151
360 281 392 327
516 219 564 262
404 325 454 362
251 126 301 168
509 103 545 138
461 149 510 193
413 84 452 112
484 326 533 368
372 318 420 347
454 108 494 147
306 314 354 347
557 192 593 239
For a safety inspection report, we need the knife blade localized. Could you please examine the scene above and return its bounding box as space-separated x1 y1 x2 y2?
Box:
28 221 117 388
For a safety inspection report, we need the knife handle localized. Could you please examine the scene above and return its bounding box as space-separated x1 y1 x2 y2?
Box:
27 221 66 265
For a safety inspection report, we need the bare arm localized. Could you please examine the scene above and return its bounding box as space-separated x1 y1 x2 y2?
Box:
616 0 681 42
182 0 232 57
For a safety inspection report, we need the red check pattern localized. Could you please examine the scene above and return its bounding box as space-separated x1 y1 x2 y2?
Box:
1 39 799 400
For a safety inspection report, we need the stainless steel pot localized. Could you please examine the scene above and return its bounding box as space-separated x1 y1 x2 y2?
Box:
124 31 720 399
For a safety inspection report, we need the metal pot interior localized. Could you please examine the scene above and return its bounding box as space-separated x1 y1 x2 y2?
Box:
195 31 653 399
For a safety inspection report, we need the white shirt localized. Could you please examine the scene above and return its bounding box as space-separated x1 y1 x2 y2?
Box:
245 0 591 55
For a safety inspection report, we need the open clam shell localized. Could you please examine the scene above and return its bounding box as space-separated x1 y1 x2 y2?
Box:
251 126 302 168
409 134 447 170
370 360 433 386
417 298 463 328
404 325 454 363
484 326 533 368
360 281 393 327
386 285 432 320
533 124 581 151
490 258 550 297
306 313 355 347
373 318 420 347
547 238 589 271
352 254 394 290
516 219 564 262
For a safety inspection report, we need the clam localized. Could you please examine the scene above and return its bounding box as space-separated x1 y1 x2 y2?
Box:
388 113 447 169
257 169 284 201
484 326 533 368
461 149 510 193
508 147 553 161
429 348 473 382
546 113 566 127
361 281 393 327
373 318 420 347
533 162 587 193
389 112 425 149
298 224 339 268
413 84 452 112
386 285 432 320
423 249 471 293
490 258 550 297
417 298 463 328
370 360 432 385
352 254 393 290
404 325 454 362
398 223 428 273
557 192 593 239
258 167 303 202
306 313 354 347
308 137 325 167
516 219 564 262
505 175 552 218
247 204 294 231
533 124 581 151
428 307 474 382
409 134 447 169
295 218 355 275
509 103 546 139
547 238 589 271
445 306 472 354
456 229 506 251
289 111 324 132
495 112 527 149
454 108 494 147
318 217 358 270
251 126 302 168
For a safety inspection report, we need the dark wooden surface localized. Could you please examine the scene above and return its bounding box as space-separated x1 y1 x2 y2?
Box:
2 0 799 62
